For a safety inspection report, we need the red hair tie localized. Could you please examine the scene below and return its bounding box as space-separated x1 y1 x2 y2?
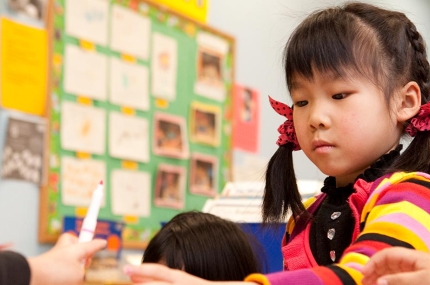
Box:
268 96 301 151
405 102 430 136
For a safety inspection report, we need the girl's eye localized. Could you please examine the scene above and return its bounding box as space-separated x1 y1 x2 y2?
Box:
294 101 308 107
332 93 347 100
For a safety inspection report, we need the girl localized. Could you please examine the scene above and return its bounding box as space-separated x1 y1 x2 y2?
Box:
141 211 263 281
123 2 430 285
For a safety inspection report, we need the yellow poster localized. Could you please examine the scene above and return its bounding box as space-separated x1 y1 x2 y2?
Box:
154 0 209 23
1 17 48 116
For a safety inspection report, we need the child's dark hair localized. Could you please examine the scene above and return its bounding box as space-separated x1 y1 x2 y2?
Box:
142 211 262 281
263 2 430 223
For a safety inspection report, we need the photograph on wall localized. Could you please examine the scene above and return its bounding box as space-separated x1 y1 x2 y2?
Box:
153 112 189 159
4 0 48 27
151 32 178 100
189 153 217 197
0 110 46 185
189 101 221 146
233 84 260 153
154 164 186 209
194 32 228 101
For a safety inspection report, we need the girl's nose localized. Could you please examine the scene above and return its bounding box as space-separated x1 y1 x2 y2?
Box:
308 105 330 130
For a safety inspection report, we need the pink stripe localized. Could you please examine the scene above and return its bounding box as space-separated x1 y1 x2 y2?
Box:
342 262 363 273
372 213 430 249
81 228 94 234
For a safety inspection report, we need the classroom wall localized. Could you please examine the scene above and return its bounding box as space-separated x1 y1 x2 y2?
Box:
1 0 429 257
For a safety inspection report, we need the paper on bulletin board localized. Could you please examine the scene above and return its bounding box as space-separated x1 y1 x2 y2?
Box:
0 17 47 116
61 156 106 206
109 57 149 110
154 0 209 23
108 111 149 162
151 32 178 101
110 4 151 60
233 84 260 153
64 44 108 100
65 0 109 46
111 169 151 217
60 101 106 155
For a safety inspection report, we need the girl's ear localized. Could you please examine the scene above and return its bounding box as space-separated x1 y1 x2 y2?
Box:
396 81 421 123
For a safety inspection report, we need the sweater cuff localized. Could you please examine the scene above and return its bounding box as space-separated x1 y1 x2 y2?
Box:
0 251 31 285
244 273 271 285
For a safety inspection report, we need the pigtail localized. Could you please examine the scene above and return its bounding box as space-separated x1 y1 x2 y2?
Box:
388 17 430 173
263 143 305 223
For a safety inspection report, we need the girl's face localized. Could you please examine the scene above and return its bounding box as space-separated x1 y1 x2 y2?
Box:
291 71 403 186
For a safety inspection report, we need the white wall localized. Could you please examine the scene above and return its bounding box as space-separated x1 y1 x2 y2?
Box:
1 0 429 256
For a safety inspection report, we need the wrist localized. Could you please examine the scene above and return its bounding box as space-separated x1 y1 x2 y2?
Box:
28 256 48 285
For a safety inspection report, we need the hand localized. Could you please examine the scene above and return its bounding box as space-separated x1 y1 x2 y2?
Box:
123 263 257 285
362 247 430 285
28 232 107 285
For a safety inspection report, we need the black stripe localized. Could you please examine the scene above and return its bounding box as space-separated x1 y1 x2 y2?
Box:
327 265 356 285
355 233 414 248
403 178 430 189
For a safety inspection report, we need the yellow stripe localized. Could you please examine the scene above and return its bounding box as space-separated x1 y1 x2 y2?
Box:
340 252 369 266
287 196 318 234
336 264 363 284
361 172 430 222
364 221 428 251
244 273 271 285
366 201 430 234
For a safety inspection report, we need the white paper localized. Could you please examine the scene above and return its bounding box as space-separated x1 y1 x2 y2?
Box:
151 33 177 100
111 169 150 217
65 0 109 45
109 57 149 110
64 44 108 100
108 112 149 162
61 156 106 206
109 4 151 59
61 101 106 155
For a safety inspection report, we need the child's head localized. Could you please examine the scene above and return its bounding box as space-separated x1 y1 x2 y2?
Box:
263 2 430 223
142 211 262 281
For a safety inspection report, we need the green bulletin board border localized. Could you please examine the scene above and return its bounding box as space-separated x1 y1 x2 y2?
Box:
39 0 235 249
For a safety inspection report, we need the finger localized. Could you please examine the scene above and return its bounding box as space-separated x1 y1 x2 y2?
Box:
55 232 78 248
0 242 14 250
84 257 93 268
376 270 430 285
77 239 107 260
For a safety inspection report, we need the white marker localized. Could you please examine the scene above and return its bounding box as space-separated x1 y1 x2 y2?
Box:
78 181 104 243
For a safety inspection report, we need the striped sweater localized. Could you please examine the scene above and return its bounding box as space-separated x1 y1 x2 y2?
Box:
245 171 430 285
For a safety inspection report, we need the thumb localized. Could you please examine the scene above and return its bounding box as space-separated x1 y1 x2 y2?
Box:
377 270 430 285
77 239 107 260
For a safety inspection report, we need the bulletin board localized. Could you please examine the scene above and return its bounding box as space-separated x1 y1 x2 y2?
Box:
39 0 235 249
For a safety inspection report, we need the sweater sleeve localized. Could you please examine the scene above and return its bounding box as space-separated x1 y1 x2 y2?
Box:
0 251 31 285
246 172 430 285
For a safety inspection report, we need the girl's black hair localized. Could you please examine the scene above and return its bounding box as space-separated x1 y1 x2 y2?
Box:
142 211 263 281
263 2 430 223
